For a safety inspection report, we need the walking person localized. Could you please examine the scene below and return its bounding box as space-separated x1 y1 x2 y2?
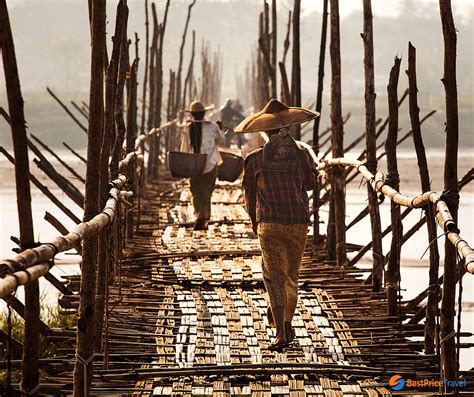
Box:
237 99 319 351
219 98 245 148
180 100 226 230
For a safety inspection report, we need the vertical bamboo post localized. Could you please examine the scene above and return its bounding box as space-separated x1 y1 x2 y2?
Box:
280 10 291 103
95 0 127 352
270 0 277 99
328 0 346 266
439 0 459 381
140 0 149 137
146 3 158 180
110 25 130 180
291 0 301 139
0 1 38 394
183 30 196 109
126 58 139 240
362 0 383 290
154 0 170 177
175 0 196 120
312 0 329 244
385 56 402 318
72 0 106 394
406 42 441 353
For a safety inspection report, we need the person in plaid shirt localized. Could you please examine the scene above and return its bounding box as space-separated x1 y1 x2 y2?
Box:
236 99 319 351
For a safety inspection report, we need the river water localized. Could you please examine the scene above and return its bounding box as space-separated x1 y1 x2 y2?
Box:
0 149 472 370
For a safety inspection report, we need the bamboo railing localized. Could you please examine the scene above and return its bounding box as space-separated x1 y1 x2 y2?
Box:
317 157 474 273
0 121 178 300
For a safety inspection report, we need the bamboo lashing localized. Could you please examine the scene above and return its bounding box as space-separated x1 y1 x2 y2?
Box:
0 175 128 297
317 157 474 273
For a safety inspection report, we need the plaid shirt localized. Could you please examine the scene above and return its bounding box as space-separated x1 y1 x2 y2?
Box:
242 147 316 225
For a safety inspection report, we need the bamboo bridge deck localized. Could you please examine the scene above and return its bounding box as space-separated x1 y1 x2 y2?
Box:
43 174 463 396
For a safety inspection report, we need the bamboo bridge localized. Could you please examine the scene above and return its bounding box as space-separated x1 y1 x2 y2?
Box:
1 0 473 396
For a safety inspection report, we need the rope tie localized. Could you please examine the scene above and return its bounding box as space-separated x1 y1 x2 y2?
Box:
76 352 94 397
384 171 400 188
43 242 59 256
441 187 460 212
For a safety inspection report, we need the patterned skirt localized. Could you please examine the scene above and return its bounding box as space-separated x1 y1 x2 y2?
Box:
257 222 308 322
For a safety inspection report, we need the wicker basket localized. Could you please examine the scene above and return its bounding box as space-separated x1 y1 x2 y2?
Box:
218 151 244 182
167 151 207 178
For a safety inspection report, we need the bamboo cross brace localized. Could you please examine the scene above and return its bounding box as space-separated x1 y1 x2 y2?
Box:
317 158 474 273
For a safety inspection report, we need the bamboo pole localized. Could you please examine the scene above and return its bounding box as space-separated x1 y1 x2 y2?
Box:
175 0 196 120
140 0 149 138
291 0 301 138
362 0 383 291
270 0 277 99
30 133 85 184
312 0 329 244
328 0 346 267
72 0 106 393
183 31 196 109
406 42 441 354
0 1 39 393
110 19 130 180
63 142 87 163
47 87 88 133
95 0 128 354
126 58 139 240
71 100 89 119
385 56 402 318
439 0 460 381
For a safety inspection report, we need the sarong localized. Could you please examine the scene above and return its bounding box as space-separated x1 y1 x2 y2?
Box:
190 166 218 219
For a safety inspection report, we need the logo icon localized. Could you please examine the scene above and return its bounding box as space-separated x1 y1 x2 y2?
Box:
389 375 406 391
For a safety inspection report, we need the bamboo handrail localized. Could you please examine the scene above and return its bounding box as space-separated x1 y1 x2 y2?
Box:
0 175 127 295
317 157 474 273
0 121 178 298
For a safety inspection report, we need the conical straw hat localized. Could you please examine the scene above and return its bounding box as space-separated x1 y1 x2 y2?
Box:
234 99 319 133
183 100 214 113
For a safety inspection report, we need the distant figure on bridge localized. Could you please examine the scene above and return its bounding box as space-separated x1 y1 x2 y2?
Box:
180 100 226 230
237 99 319 351
220 98 245 148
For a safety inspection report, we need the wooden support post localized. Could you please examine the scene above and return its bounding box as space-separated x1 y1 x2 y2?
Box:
439 0 459 382
95 0 128 353
0 2 38 393
126 59 139 240
270 0 277 99
385 56 402 318
362 0 383 291
175 0 196 120
72 0 106 394
328 0 346 267
406 42 441 354
140 0 149 138
110 23 129 180
183 31 196 111
291 0 301 139
312 0 329 244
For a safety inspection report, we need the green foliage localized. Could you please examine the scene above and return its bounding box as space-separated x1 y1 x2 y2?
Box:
0 301 77 386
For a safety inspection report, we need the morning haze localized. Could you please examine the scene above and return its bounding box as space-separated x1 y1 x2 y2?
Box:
1 0 473 149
